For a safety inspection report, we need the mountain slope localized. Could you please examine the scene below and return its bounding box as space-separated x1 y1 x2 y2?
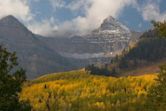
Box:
107 29 166 76
0 15 141 78
42 16 133 64
0 15 80 78
119 30 166 69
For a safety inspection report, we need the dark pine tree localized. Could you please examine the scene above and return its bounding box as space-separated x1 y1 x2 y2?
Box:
146 65 166 111
0 46 31 111
145 21 166 111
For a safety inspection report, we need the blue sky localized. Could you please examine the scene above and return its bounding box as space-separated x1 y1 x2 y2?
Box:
118 0 166 31
0 0 166 36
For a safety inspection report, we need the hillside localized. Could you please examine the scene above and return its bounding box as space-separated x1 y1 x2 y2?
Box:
98 29 166 76
0 15 140 78
0 15 87 78
20 70 157 111
119 31 166 70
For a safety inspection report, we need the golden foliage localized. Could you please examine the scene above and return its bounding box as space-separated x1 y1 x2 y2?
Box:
20 70 157 111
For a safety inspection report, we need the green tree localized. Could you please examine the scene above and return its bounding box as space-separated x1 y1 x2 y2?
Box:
0 46 31 111
145 21 166 111
146 65 166 111
152 20 166 37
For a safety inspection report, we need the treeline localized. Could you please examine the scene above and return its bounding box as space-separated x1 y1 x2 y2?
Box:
85 64 111 76
118 21 166 70
119 37 166 69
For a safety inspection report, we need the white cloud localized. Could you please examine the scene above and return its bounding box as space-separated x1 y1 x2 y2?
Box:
140 0 166 22
0 0 32 21
0 0 165 37
67 0 91 14
27 17 58 36
75 0 136 33
50 0 137 36
0 0 59 36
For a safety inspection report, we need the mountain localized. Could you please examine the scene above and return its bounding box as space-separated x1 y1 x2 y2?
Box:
0 15 84 78
42 16 133 63
0 15 141 78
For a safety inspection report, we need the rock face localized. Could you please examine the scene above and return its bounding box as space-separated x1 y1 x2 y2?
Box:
44 16 131 61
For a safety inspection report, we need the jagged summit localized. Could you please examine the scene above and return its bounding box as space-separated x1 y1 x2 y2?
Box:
100 16 118 30
50 16 132 60
99 16 130 33
91 16 131 36
1 15 17 20
101 16 116 25
0 15 26 29
0 15 32 36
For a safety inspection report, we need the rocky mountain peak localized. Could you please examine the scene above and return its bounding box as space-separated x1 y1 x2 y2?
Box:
0 15 27 29
99 16 130 33
102 16 116 24
100 16 118 30
0 15 34 40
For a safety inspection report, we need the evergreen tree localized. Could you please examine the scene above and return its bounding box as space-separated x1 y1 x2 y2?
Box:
0 46 31 111
152 20 166 37
146 65 166 111
145 21 166 111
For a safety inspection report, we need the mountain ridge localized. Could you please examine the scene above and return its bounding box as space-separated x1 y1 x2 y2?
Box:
0 15 141 78
0 15 85 78
0 15 29 31
43 16 133 61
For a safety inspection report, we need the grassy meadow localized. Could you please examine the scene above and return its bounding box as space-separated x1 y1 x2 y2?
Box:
20 69 157 111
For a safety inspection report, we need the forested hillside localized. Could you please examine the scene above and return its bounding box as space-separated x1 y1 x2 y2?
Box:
86 28 166 76
119 30 166 70
20 70 156 111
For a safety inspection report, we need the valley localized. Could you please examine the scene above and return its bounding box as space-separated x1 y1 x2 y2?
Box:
0 1 166 111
